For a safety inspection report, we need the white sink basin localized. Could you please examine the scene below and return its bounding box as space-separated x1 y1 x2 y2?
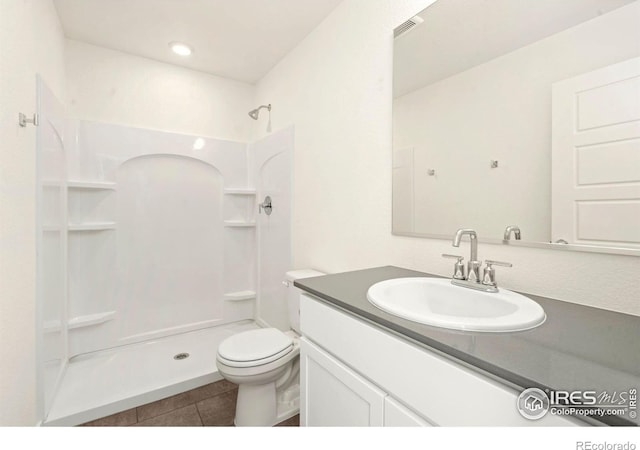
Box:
366 278 545 332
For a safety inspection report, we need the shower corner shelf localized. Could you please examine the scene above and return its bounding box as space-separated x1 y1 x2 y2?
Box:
224 220 256 228
223 290 256 301
224 188 256 195
68 222 117 231
67 180 116 190
68 311 116 330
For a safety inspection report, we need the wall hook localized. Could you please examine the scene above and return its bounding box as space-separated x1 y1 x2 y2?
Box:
19 113 39 127
490 160 499 169
427 169 436 176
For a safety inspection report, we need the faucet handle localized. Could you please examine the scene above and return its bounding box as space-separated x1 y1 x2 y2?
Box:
484 260 512 268
442 254 465 280
482 260 512 287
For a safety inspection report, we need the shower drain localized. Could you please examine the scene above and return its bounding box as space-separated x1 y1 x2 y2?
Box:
173 352 190 361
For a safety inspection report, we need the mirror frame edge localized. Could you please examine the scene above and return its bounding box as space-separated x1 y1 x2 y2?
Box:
391 231 640 257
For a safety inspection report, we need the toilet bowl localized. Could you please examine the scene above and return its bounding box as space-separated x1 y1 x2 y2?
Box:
216 269 324 426
216 328 300 426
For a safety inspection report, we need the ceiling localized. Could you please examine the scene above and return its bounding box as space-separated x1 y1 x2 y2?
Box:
394 0 637 97
54 0 342 84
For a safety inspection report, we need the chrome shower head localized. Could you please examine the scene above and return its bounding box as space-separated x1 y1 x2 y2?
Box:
248 104 271 120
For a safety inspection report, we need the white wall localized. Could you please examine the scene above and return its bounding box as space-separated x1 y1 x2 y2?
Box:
65 39 255 143
0 0 66 426
254 0 640 316
393 3 639 241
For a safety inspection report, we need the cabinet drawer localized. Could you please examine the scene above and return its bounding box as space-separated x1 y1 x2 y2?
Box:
300 294 583 426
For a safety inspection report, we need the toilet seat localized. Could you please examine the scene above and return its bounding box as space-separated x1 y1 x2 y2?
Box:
217 328 293 368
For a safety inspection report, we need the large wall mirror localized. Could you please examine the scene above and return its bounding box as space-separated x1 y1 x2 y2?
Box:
392 0 640 255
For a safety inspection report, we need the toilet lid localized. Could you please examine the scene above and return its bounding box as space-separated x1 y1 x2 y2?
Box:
217 328 293 367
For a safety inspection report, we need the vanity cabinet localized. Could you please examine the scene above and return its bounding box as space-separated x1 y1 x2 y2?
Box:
299 293 585 427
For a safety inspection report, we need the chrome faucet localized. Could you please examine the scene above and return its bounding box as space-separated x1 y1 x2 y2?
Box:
504 225 521 240
452 229 480 282
443 228 512 293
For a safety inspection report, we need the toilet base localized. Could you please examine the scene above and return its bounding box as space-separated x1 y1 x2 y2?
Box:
234 381 300 427
235 382 276 426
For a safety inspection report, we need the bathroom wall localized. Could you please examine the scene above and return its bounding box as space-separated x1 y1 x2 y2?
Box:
393 3 639 241
253 0 640 316
64 39 255 143
0 0 66 426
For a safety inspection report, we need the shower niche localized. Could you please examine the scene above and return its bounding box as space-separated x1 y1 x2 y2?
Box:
223 188 258 304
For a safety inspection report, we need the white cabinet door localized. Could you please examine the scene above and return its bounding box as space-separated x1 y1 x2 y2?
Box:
552 56 640 247
384 397 434 427
300 337 385 426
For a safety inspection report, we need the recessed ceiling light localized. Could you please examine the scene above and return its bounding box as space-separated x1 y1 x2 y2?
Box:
170 42 193 56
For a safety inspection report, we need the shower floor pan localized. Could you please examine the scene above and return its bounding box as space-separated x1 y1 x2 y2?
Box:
44 320 260 426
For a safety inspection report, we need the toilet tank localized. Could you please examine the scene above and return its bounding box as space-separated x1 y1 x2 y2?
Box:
285 269 325 333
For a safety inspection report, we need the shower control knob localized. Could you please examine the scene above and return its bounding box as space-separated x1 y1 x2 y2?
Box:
258 196 272 215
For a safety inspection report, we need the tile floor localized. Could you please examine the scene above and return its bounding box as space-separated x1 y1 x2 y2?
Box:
80 379 299 427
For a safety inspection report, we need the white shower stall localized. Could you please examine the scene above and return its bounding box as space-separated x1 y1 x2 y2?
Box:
36 78 293 425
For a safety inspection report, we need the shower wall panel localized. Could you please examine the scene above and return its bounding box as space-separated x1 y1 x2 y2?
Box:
36 77 69 418
251 126 293 330
116 155 224 343
68 122 255 356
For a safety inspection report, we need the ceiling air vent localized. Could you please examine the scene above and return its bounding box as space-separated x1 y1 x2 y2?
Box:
394 15 424 39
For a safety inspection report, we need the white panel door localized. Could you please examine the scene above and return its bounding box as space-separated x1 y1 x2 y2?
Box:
552 57 640 248
300 338 385 427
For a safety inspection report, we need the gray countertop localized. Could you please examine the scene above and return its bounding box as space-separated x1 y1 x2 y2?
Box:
295 266 640 426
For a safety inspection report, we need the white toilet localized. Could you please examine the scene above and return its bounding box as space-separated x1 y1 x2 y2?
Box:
216 269 324 426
